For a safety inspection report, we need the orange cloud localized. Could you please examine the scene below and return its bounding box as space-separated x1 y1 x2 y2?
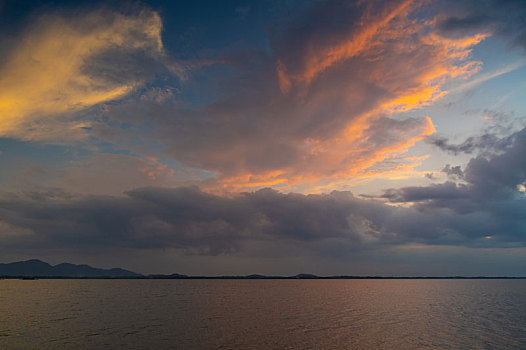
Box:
279 0 416 90
140 157 176 180
0 8 179 141
212 116 435 193
210 10 487 193
234 1 486 193
16 1 489 196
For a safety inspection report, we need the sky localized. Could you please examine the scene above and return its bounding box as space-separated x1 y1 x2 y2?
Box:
1 0 526 276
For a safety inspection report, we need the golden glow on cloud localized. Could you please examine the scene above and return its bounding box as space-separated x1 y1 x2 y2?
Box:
278 0 415 89
215 116 435 193
0 8 167 141
1 2 493 195
140 156 176 180
257 1 487 192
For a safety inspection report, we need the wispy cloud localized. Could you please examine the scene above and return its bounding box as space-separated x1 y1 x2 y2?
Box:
0 7 183 142
449 60 526 94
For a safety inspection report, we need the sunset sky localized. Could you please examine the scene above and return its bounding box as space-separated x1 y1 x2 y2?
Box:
1 0 526 275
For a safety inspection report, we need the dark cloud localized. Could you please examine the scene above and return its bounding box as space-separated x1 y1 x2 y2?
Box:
379 126 526 243
435 7 495 39
389 126 526 201
490 0 526 49
442 164 464 179
425 173 437 180
427 131 514 155
2 126 526 259
0 187 387 255
438 14 493 35
463 127 526 197
380 181 467 203
427 109 519 156
0 185 449 255
3 132 526 260
436 0 526 50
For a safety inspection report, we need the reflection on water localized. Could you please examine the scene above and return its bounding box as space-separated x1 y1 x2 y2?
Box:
1 279 525 349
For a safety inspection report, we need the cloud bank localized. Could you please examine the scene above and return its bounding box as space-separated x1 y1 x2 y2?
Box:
1 125 525 261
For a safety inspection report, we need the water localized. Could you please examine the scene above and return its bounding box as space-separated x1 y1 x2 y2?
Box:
1 279 525 349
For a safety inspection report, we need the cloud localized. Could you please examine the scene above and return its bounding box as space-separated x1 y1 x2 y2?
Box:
448 60 526 94
378 126 526 245
442 164 464 179
427 128 515 155
436 0 526 50
0 6 183 141
59 153 185 196
274 0 416 88
100 0 489 191
1 1 526 275
425 173 437 180
2 138 526 259
463 127 526 197
2 126 526 259
380 181 468 203
438 14 493 37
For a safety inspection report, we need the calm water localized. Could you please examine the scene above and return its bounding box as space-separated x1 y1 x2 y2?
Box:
1 279 525 349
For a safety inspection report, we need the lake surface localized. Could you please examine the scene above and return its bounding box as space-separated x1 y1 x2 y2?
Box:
1 279 525 349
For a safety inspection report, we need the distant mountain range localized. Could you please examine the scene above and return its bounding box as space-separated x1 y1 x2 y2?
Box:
0 259 142 278
1 260 525 279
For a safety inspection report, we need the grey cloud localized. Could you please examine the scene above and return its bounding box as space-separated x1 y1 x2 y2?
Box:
378 126 526 243
425 173 437 180
442 164 464 179
389 126 526 202
463 127 526 197
362 117 432 149
0 187 395 254
0 187 246 255
2 169 526 260
438 14 493 35
269 0 366 78
437 0 526 50
380 182 467 203
82 49 168 86
427 132 514 155
491 0 526 49
427 110 519 156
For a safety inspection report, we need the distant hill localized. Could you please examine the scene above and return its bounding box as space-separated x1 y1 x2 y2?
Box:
147 273 188 279
1 260 524 279
0 259 142 278
293 274 318 279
